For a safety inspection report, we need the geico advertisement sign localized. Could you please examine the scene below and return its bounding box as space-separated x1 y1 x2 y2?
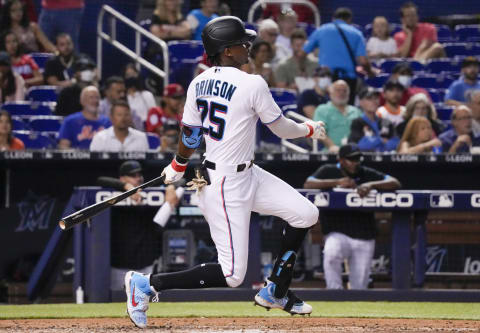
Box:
95 191 165 206
472 194 480 208
346 192 413 208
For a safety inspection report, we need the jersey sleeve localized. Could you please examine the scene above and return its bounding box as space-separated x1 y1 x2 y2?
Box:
310 165 335 180
181 81 202 128
362 166 389 182
251 75 282 124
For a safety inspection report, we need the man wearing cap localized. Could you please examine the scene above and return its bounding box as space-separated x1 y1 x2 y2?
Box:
376 79 406 126
297 66 332 118
349 87 397 152
90 100 149 152
304 143 401 289
146 83 185 137
445 57 480 106
56 55 98 116
96 160 182 291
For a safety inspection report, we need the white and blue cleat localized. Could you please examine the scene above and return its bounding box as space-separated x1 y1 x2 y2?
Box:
254 279 312 316
125 271 157 329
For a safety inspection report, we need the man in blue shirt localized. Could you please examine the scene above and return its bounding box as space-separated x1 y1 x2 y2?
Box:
58 86 111 149
439 105 480 153
303 7 375 104
445 57 480 106
186 0 218 40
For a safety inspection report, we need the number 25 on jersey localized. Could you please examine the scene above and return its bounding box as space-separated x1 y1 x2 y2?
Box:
197 99 228 141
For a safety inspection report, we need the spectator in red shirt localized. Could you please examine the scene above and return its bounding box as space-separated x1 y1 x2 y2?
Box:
146 83 184 137
380 63 430 106
394 2 444 62
0 110 25 151
0 30 42 87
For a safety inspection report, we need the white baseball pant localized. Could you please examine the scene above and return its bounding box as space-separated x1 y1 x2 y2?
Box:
196 163 319 288
323 232 375 289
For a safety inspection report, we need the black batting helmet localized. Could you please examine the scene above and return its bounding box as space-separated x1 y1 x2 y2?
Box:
201 16 257 57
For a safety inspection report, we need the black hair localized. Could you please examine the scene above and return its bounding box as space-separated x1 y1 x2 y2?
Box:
0 30 22 57
290 28 307 42
0 66 16 102
392 63 413 75
0 110 14 144
400 1 418 17
0 0 30 31
110 100 130 115
105 76 125 90
333 7 353 21
55 32 72 44
250 39 272 60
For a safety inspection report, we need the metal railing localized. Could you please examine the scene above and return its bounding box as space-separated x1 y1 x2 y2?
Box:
247 0 321 27
282 111 320 153
97 5 169 87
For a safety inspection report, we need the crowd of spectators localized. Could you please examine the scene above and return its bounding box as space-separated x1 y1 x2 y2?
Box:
0 0 479 155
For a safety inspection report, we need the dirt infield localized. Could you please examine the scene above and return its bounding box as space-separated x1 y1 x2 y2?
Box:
0 318 479 332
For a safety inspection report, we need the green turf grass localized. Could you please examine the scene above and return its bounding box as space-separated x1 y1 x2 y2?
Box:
1 302 480 320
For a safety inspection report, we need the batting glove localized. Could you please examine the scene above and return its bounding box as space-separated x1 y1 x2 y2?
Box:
304 120 326 140
161 158 187 184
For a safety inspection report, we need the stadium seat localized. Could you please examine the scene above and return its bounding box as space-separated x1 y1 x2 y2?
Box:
147 132 160 150
28 115 63 132
26 86 58 102
412 74 454 89
425 58 461 74
244 22 258 32
29 53 54 72
11 116 29 130
442 43 478 57
139 18 151 31
1 101 53 117
365 73 389 88
270 88 297 109
168 40 205 89
435 24 454 43
281 104 300 114
435 105 454 121
427 89 445 103
13 130 56 149
454 25 480 42
378 58 424 73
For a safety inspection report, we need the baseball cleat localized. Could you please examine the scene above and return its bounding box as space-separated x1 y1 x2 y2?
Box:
254 280 312 315
125 271 155 329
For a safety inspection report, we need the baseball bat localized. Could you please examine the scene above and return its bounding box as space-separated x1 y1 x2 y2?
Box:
58 175 165 231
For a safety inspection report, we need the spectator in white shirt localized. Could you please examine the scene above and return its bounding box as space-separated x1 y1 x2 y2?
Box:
125 76 156 130
275 8 298 60
366 16 398 59
90 100 149 152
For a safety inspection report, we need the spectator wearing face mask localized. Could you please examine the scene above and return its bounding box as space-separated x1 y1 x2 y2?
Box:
56 55 98 116
376 79 406 126
297 66 332 118
380 63 430 106
313 79 362 153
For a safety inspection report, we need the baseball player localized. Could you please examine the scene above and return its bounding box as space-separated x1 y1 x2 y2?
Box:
304 144 401 289
125 16 325 329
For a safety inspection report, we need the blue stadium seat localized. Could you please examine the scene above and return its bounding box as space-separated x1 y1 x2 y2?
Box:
442 43 478 57
435 105 454 121
425 58 461 74
26 86 58 102
435 24 454 43
412 74 454 89
454 25 480 42
1 101 53 117
281 104 299 115
427 89 445 103
147 132 160 150
270 88 297 109
244 22 258 32
379 58 424 73
139 18 151 31
168 40 205 89
11 116 29 130
365 73 389 88
13 130 56 149
28 115 63 132
29 53 54 72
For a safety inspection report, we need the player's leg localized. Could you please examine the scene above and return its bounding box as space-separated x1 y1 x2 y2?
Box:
323 232 350 289
251 165 318 314
348 238 375 289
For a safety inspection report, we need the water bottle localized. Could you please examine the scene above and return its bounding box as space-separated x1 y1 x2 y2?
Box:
76 286 84 304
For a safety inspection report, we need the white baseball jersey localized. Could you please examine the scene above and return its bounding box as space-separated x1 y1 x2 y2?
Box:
182 66 282 164
182 66 318 288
